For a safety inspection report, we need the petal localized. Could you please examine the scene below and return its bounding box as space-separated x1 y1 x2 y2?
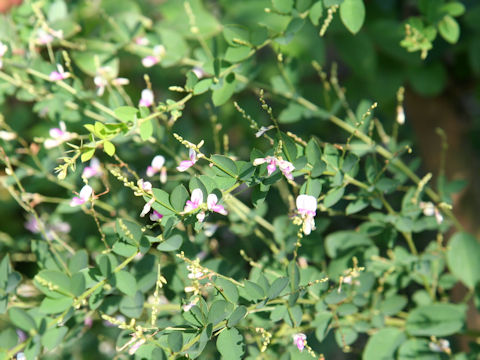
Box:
296 194 317 212
196 211 205 222
70 197 85 207
44 139 59 149
79 185 93 201
90 157 101 170
140 202 151 217
253 158 267 166
189 148 197 162
146 166 156 177
49 128 64 139
176 160 194 172
151 155 165 170
141 89 154 104
207 194 218 209
191 188 203 204
142 56 158 68
267 161 277 176
212 204 227 215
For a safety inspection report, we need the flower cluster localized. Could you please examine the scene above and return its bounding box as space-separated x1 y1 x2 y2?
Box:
184 188 227 222
253 156 295 180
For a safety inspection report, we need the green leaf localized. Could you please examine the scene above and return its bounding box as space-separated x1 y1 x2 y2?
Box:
323 187 345 208
103 141 115 156
8 308 36 332
267 277 289 299
406 303 465 337
288 261 300 291
227 306 247 328
216 278 239 303
140 119 153 141
438 15 460 44
224 46 251 63
212 73 237 107
39 296 73 314
446 232 480 288
34 270 73 298
68 250 88 273
325 230 372 258
119 291 144 318
309 1 323 26
363 327 406 360
379 295 407 316
156 234 183 252
216 328 245 360
397 338 440 360
313 312 333 342
151 188 176 215
441 2 465 17
81 148 95 162
168 332 183 353
170 185 190 212
242 280 265 301
340 0 365 34
211 155 238 177
48 0 68 22
113 271 137 297
193 79 213 95
114 106 138 123
41 326 68 351
272 0 294 13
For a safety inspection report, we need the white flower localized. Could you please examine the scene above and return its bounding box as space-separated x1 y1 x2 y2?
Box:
296 195 317 235
146 155 165 177
139 89 154 107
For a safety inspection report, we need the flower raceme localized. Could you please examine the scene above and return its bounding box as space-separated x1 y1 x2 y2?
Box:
296 195 317 235
253 156 295 180
70 185 93 207
183 189 228 222
176 148 197 172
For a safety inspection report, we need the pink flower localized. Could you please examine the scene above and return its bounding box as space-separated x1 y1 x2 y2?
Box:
49 64 70 81
141 45 165 68
292 333 306 352
253 156 294 180
176 149 197 172
135 36 149 46
146 155 165 177
192 67 206 79
44 121 73 148
139 89 154 107
82 157 102 178
207 194 227 215
184 188 203 212
128 338 145 355
150 210 163 221
296 195 317 235
70 185 93 207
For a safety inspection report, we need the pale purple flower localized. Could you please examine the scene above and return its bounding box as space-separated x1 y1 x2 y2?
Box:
192 67 206 79
139 89 154 107
70 185 93 207
49 64 70 81
24 215 40 233
253 156 295 180
419 201 443 224
16 352 26 360
182 301 195 312
207 194 227 215
16 329 27 342
146 155 165 177
429 339 450 354
44 121 73 148
140 198 155 217
137 178 152 192
141 45 165 68
128 338 145 355
184 188 203 213
135 36 149 46
84 316 93 328
82 157 102 178
176 148 197 172
296 195 317 235
255 125 274 138
37 29 54 45
292 333 306 352
149 210 163 221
